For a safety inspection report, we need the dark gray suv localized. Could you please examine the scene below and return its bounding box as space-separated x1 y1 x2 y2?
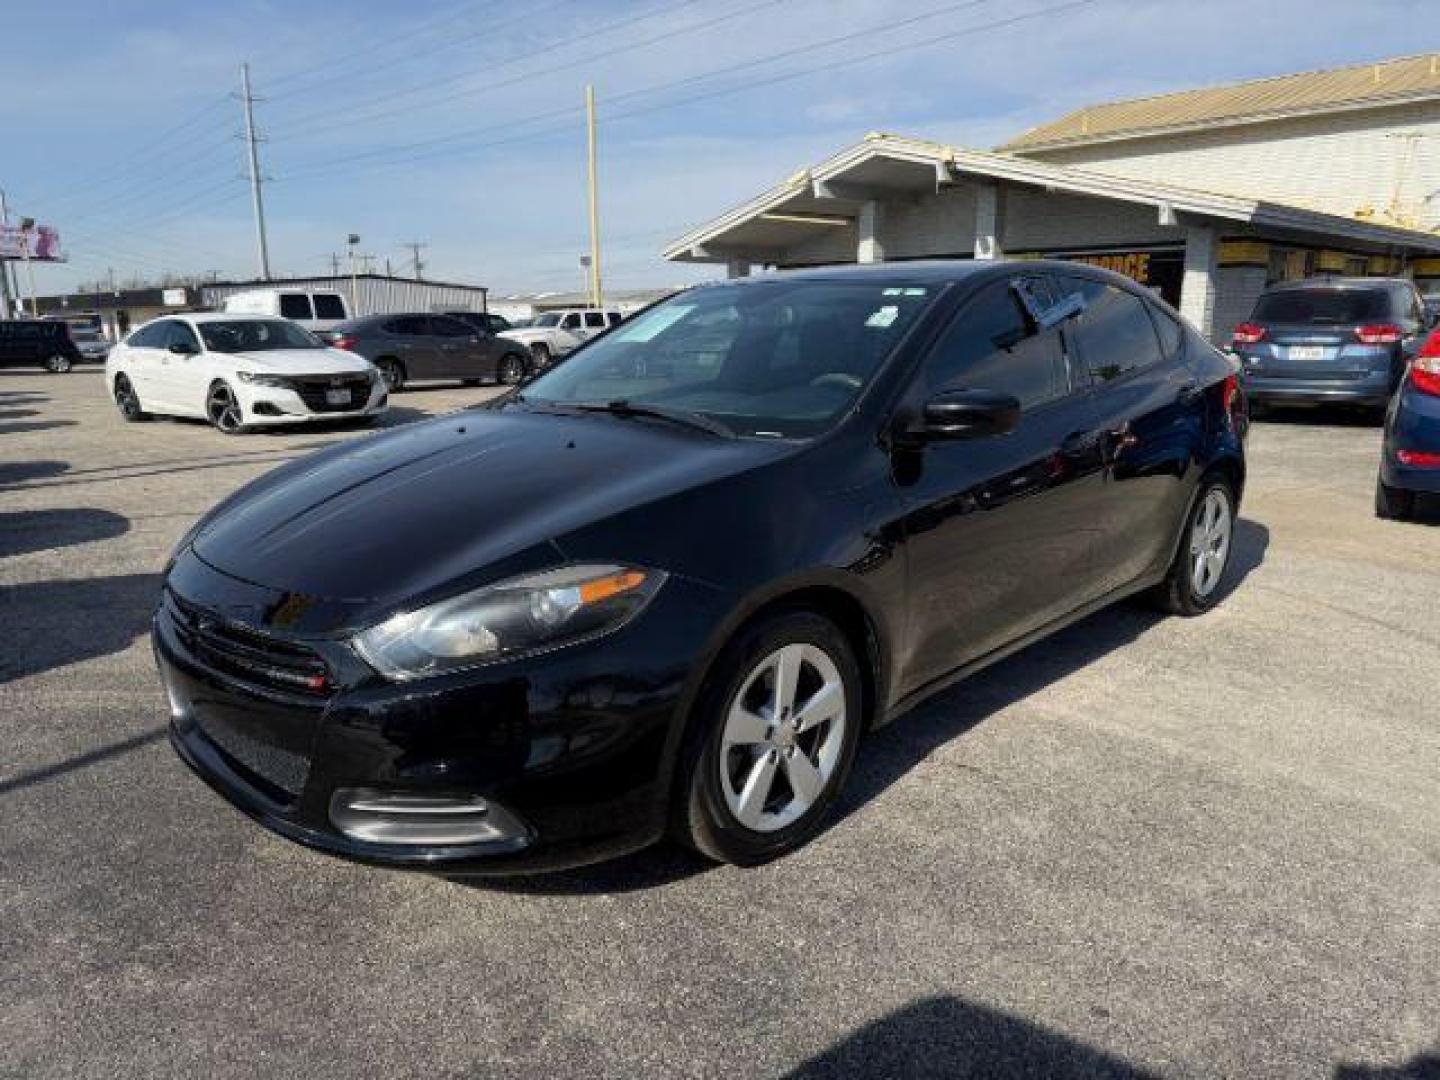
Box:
1230 277 1432 417
321 313 530 392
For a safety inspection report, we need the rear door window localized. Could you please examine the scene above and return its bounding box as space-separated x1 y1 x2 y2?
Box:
279 294 314 320
427 316 473 337
312 294 346 319
1058 277 1165 384
384 316 429 337
923 278 1071 409
1251 289 1389 325
561 313 582 330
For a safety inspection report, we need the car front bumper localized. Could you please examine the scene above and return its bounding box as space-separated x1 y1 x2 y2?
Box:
154 549 730 874
238 379 387 424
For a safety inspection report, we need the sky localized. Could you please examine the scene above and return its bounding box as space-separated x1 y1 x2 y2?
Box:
2 0 1435 298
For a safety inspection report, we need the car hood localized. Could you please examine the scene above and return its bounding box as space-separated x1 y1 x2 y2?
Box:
226 347 371 373
499 328 555 342
189 407 792 623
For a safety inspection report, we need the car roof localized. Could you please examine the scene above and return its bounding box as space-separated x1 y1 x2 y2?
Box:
175 312 294 323
687 258 1147 296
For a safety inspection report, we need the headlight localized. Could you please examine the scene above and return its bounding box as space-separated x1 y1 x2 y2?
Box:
352 564 665 681
236 371 291 387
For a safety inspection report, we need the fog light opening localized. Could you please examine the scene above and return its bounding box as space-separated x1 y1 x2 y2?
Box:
329 788 526 847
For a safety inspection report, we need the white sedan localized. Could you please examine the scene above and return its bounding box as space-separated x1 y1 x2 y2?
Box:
105 312 386 433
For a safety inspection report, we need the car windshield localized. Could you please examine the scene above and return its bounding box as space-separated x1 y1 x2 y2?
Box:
1252 288 1390 325
198 319 323 352
517 280 936 438
533 313 563 327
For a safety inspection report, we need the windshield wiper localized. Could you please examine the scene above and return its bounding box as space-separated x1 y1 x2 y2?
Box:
568 399 733 437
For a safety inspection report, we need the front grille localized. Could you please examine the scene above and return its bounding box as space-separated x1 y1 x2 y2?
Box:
290 376 371 414
165 590 332 698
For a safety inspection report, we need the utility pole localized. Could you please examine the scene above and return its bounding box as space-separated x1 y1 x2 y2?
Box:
384 256 393 277
329 253 341 277
239 62 272 280
405 241 426 281
585 84 603 308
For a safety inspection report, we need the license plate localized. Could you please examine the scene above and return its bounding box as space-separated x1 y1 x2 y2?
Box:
1287 346 1325 360
325 388 351 406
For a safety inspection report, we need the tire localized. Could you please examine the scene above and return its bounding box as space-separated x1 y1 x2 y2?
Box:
45 354 73 374
1376 475 1415 521
113 375 150 422
377 359 405 392
531 343 551 371
674 611 863 866
1149 476 1236 616
498 353 526 385
205 382 247 435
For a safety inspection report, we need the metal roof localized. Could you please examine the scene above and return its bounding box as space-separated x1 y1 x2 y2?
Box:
1002 53 1440 152
663 134 1440 264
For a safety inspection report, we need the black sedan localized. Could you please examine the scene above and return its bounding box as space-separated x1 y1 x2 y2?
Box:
155 260 1247 874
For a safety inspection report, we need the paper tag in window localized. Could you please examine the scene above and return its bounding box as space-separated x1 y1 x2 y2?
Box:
866 305 899 328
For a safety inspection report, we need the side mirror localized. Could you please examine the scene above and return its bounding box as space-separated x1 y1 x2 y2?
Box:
908 388 1021 443
167 341 198 356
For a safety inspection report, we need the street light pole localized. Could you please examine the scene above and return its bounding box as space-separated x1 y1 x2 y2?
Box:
346 233 360 315
585 84 603 309
18 216 37 317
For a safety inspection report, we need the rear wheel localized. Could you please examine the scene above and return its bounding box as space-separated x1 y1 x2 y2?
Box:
674 611 862 866
498 353 526 385
113 375 150 422
206 382 247 435
377 359 405 392
1376 476 1415 520
1150 477 1236 616
44 354 73 374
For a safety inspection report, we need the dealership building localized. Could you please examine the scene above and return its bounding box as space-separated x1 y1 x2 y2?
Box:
665 53 1440 341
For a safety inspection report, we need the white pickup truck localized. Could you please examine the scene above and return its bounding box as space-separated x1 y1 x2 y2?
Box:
500 308 623 369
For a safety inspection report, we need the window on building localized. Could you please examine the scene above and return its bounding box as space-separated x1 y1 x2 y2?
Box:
1058 277 1165 384
923 278 1071 409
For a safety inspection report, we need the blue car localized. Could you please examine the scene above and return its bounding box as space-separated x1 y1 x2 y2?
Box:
1377 334 1440 519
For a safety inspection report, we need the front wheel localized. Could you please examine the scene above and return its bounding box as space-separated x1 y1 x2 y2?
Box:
1149 477 1236 616
113 375 150 422
674 612 862 866
206 382 247 435
45 354 73 374
498 353 526 385
1376 476 1415 521
530 343 551 371
377 359 405 392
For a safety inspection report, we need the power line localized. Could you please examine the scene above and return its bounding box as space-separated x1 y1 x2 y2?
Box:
277 0 1074 184
269 0 710 142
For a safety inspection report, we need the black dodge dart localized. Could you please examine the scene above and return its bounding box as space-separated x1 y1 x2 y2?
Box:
156 260 1247 873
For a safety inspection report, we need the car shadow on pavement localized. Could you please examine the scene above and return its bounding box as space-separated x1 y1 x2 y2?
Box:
1252 404 1382 429
1333 1048 1440 1079
0 507 131 558
0 418 77 435
0 572 162 684
0 408 40 421
781 994 1157 1079
0 459 69 486
834 518 1268 832
0 726 167 797
458 521 1270 896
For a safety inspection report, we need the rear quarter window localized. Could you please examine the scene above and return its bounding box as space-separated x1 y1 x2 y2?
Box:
279 294 313 320
312 294 346 319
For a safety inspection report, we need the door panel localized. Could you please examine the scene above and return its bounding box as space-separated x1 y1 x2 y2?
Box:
1053 275 1197 591
896 277 1110 692
426 316 488 379
384 317 440 379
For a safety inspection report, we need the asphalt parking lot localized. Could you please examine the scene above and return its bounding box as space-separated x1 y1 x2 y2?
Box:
2 367 1437 1079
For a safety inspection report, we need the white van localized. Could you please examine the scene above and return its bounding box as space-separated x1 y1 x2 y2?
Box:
221 288 351 331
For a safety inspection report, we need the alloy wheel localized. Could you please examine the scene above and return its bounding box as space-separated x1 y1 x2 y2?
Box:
207 384 244 433
45 354 72 374
719 643 847 833
1189 487 1233 597
500 355 525 384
